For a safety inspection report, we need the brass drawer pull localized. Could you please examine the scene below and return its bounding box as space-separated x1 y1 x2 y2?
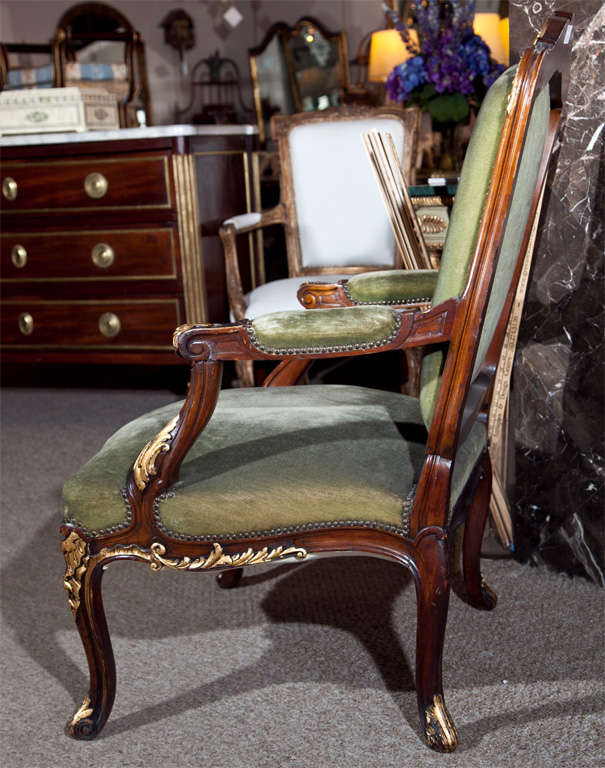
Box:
91 243 115 268
11 244 28 268
2 177 18 201
18 312 34 335
84 172 108 199
98 312 121 338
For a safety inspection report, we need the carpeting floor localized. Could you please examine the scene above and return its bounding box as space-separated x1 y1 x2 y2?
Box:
0 386 603 768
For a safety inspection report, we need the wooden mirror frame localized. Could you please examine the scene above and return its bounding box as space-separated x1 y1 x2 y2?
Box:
249 17 351 144
282 16 350 113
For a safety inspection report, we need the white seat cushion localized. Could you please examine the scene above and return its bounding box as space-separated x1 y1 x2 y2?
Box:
230 275 353 321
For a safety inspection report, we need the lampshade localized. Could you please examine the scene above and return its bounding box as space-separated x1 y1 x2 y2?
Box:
499 17 510 65
473 13 509 66
368 29 415 83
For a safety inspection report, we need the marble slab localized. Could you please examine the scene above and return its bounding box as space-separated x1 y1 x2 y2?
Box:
509 1 604 584
0 122 258 147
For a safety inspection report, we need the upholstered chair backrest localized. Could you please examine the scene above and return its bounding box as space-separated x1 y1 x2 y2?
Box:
278 110 416 272
419 66 551 428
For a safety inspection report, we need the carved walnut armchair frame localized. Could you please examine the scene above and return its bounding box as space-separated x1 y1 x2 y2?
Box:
61 14 571 753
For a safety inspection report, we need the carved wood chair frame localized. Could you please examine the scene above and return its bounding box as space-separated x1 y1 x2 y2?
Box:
60 13 572 753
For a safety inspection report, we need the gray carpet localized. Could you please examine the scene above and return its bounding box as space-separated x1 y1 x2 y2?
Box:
1 387 603 768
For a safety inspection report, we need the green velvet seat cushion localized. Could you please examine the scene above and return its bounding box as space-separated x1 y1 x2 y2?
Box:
345 270 438 305
250 306 399 352
62 385 487 539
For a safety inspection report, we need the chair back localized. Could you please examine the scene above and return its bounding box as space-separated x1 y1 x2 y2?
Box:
272 106 420 276
411 12 572 533
0 43 58 91
54 24 151 127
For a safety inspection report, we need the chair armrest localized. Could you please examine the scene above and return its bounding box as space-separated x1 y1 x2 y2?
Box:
219 204 286 321
173 300 457 365
298 269 438 310
220 204 285 236
129 301 458 504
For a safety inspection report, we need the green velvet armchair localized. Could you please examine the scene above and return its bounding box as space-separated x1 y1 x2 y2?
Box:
60 14 572 753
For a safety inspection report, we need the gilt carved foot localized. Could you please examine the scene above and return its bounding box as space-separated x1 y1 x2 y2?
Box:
67 694 107 740
423 694 459 752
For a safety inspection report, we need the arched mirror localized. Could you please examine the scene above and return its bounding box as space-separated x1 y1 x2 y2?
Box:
54 2 151 127
284 18 349 113
249 17 350 144
249 22 294 144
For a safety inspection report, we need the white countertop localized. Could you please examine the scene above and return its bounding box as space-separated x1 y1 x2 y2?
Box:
0 123 258 147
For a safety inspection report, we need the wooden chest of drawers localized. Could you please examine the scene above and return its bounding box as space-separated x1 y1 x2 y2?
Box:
0 125 258 365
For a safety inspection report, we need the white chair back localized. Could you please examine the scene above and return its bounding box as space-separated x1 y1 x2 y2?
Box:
288 116 406 270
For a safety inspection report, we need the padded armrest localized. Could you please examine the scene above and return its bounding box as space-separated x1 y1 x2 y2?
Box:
220 205 285 235
298 269 438 310
345 269 438 305
249 306 402 354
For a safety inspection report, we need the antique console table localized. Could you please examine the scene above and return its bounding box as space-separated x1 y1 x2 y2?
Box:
0 124 258 365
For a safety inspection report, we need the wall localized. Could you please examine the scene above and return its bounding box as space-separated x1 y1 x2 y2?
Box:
0 0 384 124
509 1 604 584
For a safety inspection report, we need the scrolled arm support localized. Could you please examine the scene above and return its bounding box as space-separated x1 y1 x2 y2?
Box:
297 281 353 309
125 360 223 511
219 204 287 322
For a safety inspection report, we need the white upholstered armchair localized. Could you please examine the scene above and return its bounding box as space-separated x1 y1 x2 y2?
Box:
220 106 425 386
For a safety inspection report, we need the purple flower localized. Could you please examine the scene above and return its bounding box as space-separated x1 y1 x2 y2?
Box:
386 0 505 117
386 56 427 102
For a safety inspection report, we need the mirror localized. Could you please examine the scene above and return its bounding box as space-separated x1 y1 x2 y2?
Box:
284 19 349 113
249 22 294 144
249 17 350 144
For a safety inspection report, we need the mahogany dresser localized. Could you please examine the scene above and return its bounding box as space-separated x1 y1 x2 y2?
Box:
0 125 258 365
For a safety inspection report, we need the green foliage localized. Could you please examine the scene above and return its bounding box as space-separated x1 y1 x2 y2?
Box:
427 93 470 124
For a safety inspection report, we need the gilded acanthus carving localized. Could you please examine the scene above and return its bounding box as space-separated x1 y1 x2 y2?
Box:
148 541 308 571
69 695 93 729
62 531 90 617
62 533 307 620
132 415 180 490
173 323 196 349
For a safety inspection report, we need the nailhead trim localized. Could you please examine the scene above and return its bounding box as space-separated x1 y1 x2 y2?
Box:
343 281 432 307
66 484 415 541
63 488 133 538
401 487 416 536
244 311 403 356
153 494 412 542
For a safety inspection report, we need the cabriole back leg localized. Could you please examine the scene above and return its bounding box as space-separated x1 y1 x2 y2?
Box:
216 567 243 588
462 453 498 610
413 530 459 752
62 532 116 740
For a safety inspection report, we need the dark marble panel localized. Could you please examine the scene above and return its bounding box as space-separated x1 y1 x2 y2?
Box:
509 2 604 584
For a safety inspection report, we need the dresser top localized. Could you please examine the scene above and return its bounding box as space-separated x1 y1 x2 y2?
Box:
0 123 258 147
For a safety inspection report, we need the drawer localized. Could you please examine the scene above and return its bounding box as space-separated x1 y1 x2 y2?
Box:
1 300 181 348
1 228 177 281
1 154 171 211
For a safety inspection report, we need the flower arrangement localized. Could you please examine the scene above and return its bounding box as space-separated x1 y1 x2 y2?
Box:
385 0 505 125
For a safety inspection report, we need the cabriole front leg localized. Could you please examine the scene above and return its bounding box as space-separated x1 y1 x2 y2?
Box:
412 529 459 752
62 532 116 740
